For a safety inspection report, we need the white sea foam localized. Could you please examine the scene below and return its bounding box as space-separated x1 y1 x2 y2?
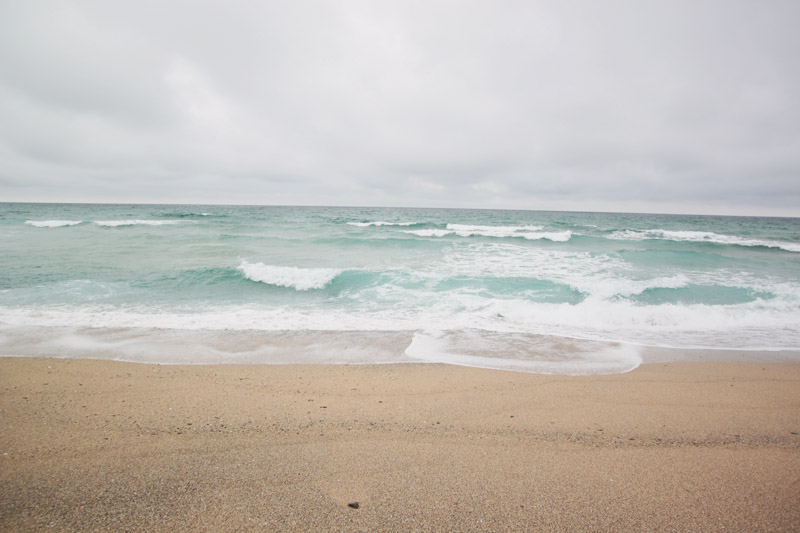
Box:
609 229 800 252
1 286 799 350
477 295 800 349
237 261 341 290
438 242 774 302
25 220 83 228
440 243 625 286
94 220 181 227
0 304 408 332
348 221 418 227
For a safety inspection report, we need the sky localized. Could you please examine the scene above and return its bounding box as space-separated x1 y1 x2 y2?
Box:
1 1 799 216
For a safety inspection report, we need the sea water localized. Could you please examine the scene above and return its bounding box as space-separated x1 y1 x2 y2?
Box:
1 203 798 373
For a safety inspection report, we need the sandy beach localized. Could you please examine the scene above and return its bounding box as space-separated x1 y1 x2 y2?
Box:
1 358 799 531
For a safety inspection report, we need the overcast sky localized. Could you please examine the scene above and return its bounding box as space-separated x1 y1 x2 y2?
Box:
1 1 798 216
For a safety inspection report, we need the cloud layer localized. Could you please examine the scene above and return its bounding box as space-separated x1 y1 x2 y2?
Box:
1 1 798 215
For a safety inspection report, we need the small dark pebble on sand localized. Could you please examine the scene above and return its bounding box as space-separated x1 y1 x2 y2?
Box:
348 502 359 509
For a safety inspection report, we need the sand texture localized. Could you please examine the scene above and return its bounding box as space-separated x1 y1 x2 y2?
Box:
1 358 799 531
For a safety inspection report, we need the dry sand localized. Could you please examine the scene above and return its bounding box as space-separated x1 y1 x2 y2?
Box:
1 357 799 531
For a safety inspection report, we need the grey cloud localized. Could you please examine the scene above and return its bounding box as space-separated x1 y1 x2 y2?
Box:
0 0 798 215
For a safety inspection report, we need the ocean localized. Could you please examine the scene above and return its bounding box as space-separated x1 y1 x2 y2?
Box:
1 203 799 374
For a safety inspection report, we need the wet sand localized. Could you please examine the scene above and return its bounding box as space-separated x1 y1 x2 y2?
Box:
1 358 799 531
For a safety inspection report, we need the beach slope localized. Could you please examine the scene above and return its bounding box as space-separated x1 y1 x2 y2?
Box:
1 358 799 531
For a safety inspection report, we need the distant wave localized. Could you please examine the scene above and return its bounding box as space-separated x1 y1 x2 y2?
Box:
448 224 572 242
237 260 341 290
403 224 572 242
404 229 454 238
350 221 573 242
447 224 544 233
348 221 420 227
94 220 182 227
25 219 183 228
609 229 800 252
159 212 216 218
25 220 83 228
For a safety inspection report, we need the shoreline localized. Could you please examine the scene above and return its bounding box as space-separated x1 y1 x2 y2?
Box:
3 324 799 372
2 357 799 531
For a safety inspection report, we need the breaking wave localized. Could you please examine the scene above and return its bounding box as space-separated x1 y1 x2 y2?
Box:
237 261 342 290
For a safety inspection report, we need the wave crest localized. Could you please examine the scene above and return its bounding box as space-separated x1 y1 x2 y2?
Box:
94 220 182 227
348 221 420 227
520 230 573 242
237 261 341 290
446 224 571 241
159 212 215 218
609 229 800 252
25 220 83 228
403 229 454 237
403 224 572 242
446 224 544 232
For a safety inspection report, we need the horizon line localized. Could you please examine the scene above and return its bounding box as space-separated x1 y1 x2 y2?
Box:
1 200 797 220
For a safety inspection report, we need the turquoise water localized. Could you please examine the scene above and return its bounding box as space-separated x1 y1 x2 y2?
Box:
1 203 799 372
